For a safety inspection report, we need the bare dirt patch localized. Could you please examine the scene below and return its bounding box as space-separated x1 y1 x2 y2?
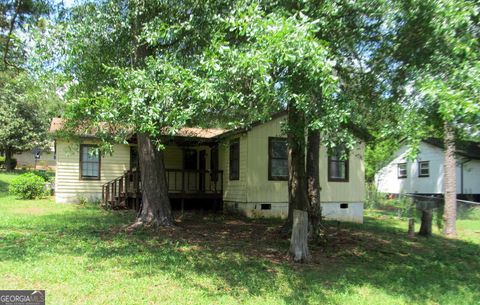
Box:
120 211 389 266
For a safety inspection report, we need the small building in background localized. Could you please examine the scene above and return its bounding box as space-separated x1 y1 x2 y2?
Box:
13 143 56 170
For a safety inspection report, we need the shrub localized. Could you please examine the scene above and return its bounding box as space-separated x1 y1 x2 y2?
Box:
0 156 4 168
33 170 54 182
9 173 48 199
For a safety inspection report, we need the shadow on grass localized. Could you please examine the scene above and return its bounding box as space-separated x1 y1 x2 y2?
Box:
0 206 479 304
0 179 8 197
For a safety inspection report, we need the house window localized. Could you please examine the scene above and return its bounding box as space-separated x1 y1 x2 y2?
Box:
397 163 407 178
418 161 430 177
80 144 100 180
229 139 240 180
328 148 349 182
268 137 288 181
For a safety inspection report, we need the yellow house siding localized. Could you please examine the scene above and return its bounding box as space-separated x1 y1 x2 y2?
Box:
319 142 366 203
220 134 248 203
164 144 213 169
221 116 366 206
246 116 288 203
55 140 130 203
164 145 183 169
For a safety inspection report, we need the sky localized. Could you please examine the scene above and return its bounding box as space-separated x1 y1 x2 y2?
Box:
56 0 75 8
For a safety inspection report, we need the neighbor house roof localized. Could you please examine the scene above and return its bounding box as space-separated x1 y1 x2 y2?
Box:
49 118 228 140
423 138 480 160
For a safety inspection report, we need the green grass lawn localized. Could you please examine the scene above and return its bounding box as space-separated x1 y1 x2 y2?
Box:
0 171 479 305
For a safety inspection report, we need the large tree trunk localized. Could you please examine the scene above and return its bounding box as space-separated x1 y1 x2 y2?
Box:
288 104 310 262
4 148 15 171
280 165 294 237
132 133 174 228
128 6 173 228
290 209 309 261
306 129 322 240
443 121 457 237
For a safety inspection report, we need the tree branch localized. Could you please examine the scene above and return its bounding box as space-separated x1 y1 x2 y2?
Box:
3 0 21 69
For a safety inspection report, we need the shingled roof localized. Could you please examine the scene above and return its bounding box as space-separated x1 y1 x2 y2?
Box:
424 138 480 159
49 118 228 140
49 117 65 133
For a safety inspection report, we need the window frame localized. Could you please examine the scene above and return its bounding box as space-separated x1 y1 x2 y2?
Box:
79 144 101 180
397 162 407 179
418 161 430 177
268 137 288 181
229 139 240 181
327 150 349 182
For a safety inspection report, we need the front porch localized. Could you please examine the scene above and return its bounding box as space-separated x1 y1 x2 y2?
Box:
101 168 224 211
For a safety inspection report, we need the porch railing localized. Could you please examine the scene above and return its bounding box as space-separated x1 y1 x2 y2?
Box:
165 169 224 194
101 168 223 209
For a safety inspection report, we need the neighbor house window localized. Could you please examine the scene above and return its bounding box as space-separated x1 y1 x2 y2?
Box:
229 139 240 180
80 144 100 180
418 161 430 177
397 163 407 178
328 148 349 182
268 137 288 180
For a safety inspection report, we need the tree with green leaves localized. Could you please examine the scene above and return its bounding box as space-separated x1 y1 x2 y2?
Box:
201 5 344 261
49 0 253 228
0 71 52 170
51 0 408 261
50 1 343 259
0 0 57 170
47 0 457 260
390 0 480 237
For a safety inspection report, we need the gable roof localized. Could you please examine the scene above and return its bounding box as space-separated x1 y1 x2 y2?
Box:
423 138 480 159
217 111 372 142
50 112 372 143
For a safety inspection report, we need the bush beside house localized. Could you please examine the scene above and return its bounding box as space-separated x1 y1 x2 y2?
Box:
9 173 49 199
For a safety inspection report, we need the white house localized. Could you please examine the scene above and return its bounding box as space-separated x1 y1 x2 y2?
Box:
375 139 480 200
51 114 367 223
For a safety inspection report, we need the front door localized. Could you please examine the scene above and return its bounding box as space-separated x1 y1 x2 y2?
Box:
199 150 206 192
183 149 197 192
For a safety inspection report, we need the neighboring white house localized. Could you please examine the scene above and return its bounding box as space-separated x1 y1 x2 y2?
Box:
51 114 367 223
375 139 480 198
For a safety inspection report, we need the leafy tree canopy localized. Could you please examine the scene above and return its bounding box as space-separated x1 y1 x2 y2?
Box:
0 71 51 152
